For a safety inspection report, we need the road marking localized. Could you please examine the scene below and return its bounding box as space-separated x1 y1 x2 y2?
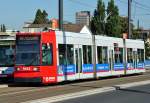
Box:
0 85 8 88
22 80 150 103
0 74 150 99
0 72 149 96
22 87 115 103
115 80 150 89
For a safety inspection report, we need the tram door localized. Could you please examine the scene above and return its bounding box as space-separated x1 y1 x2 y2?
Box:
133 51 138 69
75 45 83 79
109 49 114 71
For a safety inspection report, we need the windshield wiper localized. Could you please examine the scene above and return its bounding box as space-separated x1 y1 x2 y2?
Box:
27 50 51 66
27 54 40 66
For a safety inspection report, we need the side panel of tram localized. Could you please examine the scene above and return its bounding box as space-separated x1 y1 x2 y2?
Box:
14 31 57 84
56 31 145 83
0 34 15 78
56 31 145 82
95 36 125 76
126 39 145 74
56 31 94 82
14 30 145 84
95 36 145 76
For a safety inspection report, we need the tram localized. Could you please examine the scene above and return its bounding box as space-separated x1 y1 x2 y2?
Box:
0 33 15 78
14 28 145 84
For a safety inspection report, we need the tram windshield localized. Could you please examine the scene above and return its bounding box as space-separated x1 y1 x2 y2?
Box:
0 46 14 67
16 36 40 66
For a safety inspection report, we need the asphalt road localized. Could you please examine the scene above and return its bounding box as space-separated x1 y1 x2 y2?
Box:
0 71 150 103
56 84 150 103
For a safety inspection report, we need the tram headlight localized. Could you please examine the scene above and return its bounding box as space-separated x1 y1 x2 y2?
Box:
16 68 20 71
33 67 39 72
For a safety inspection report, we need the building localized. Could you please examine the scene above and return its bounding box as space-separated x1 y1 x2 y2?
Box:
135 29 150 42
23 20 84 33
76 11 90 26
23 22 51 32
0 32 16 46
63 24 84 33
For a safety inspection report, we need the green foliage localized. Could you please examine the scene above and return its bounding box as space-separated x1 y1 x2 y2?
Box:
90 0 105 35
0 25 2 32
143 33 150 59
90 0 122 37
119 16 128 34
132 29 150 59
105 0 122 37
33 9 49 24
0 24 6 32
132 29 140 39
3 24 6 32
42 10 49 23
145 41 150 59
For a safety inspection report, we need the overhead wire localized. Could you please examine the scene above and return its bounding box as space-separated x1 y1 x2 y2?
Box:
118 0 150 13
68 0 96 8
133 3 136 18
65 0 150 18
132 0 150 10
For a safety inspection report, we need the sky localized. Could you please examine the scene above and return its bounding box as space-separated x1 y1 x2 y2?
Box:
0 0 149 30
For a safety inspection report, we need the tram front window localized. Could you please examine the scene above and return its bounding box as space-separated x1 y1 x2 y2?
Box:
16 36 40 66
0 46 14 67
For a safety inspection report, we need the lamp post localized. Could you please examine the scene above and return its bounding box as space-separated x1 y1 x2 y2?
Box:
59 0 63 30
93 12 112 79
128 0 132 39
123 33 128 75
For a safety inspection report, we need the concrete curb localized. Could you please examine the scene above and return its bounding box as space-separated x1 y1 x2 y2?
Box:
22 80 150 103
22 87 115 103
0 85 8 88
115 80 150 89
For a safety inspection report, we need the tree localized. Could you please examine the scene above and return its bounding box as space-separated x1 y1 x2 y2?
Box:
90 0 105 35
33 9 49 24
0 24 2 32
0 24 6 32
120 16 135 38
33 9 43 24
2 24 6 32
132 29 141 39
119 16 128 34
145 41 150 59
42 10 49 24
105 0 122 37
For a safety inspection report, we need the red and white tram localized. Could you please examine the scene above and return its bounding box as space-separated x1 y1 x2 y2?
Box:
14 29 145 84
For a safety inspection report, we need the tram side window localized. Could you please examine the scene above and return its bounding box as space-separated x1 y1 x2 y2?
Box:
42 43 53 65
83 45 92 64
58 44 74 65
127 48 133 63
141 49 144 62
97 46 108 64
67 45 74 65
114 47 123 63
58 44 65 65
138 49 144 63
102 47 108 64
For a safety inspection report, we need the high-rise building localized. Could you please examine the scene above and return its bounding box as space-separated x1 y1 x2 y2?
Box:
76 11 90 26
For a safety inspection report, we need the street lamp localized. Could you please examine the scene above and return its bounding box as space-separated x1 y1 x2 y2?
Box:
128 0 132 39
59 0 63 30
123 33 128 75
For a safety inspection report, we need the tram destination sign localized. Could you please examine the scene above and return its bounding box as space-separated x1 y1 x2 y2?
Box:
18 36 39 41
0 41 15 45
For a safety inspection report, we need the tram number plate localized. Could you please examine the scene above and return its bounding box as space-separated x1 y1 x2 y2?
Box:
0 75 7 77
43 77 56 83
